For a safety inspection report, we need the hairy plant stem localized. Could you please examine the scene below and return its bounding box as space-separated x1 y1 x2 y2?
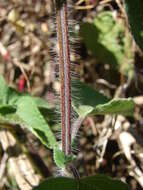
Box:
55 0 71 156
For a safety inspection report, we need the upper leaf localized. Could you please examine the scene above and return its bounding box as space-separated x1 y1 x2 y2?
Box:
72 81 109 117
72 81 135 118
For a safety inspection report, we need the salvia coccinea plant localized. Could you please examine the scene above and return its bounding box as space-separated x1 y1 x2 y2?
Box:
0 0 138 189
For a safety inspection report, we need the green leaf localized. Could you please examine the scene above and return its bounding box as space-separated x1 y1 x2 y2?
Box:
16 96 57 148
32 97 53 110
93 98 135 116
80 11 134 75
0 76 52 110
124 0 143 52
72 81 135 117
33 175 130 190
72 81 109 118
7 87 52 110
53 148 66 168
53 148 76 169
9 91 52 112
0 75 57 117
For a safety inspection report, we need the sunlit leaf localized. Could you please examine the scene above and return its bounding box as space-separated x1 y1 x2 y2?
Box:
72 81 135 117
93 98 135 116
16 96 57 148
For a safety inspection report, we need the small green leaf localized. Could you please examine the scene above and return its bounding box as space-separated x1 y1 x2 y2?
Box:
16 96 57 148
124 0 143 51
33 175 130 190
53 147 76 168
93 98 135 116
53 148 66 168
72 81 135 118
72 81 109 117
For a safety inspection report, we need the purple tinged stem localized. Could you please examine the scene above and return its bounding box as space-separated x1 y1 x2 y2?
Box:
55 0 71 156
